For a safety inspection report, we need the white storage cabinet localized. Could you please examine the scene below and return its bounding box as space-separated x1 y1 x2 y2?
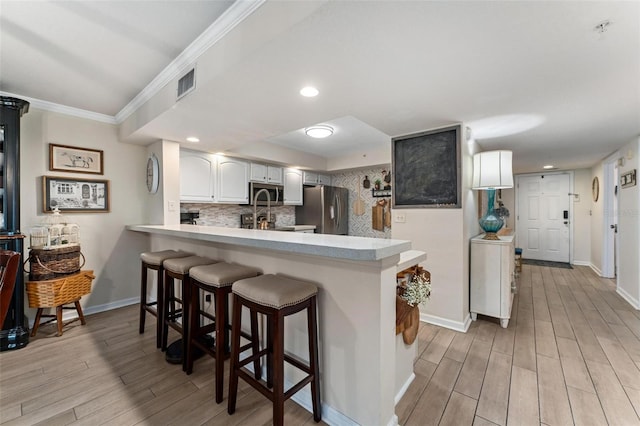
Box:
470 234 516 328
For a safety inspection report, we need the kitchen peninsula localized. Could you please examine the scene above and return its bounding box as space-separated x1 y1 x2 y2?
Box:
127 224 425 426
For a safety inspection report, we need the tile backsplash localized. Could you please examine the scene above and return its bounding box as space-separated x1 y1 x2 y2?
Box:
181 203 295 228
332 166 392 239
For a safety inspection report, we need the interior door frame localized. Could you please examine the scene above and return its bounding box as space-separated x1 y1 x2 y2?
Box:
602 153 619 279
514 171 575 264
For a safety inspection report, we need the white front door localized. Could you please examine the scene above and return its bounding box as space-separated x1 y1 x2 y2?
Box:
517 173 571 262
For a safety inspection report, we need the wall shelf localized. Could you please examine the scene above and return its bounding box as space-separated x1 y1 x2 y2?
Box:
372 189 392 197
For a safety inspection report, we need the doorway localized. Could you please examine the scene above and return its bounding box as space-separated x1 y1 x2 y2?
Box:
602 158 619 278
516 172 572 263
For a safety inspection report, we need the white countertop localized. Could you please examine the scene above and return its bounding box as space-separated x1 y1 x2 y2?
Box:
127 224 412 261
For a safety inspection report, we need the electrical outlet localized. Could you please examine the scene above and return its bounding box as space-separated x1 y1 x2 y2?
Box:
394 212 406 223
168 200 177 212
205 294 211 303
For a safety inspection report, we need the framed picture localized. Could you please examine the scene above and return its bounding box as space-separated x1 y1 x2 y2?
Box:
392 124 462 208
49 143 104 175
42 176 110 212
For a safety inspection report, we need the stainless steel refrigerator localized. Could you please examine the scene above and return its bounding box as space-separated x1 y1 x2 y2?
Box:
296 185 349 235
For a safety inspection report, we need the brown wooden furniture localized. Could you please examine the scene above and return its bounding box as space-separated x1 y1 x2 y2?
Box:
227 274 321 426
162 255 216 370
26 270 95 336
0 250 21 327
139 250 192 348
186 262 260 403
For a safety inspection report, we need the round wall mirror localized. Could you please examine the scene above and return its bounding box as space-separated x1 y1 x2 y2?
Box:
592 176 599 202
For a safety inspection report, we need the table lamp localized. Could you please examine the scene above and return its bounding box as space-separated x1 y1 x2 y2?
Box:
472 150 513 240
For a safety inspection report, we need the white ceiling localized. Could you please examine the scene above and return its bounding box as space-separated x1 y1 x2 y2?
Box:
1 1 639 173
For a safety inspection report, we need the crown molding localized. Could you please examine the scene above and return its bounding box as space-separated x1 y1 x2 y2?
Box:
0 91 117 124
114 0 266 124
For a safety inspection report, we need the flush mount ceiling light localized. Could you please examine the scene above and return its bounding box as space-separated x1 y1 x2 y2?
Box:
300 86 319 97
305 125 334 138
186 136 200 143
543 164 555 169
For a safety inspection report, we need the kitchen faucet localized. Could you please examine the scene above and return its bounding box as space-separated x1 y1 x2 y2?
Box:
252 188 271 230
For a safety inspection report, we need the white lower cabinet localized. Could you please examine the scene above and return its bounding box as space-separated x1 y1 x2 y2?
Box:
470 234 516 328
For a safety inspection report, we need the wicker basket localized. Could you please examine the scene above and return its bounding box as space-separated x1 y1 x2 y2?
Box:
27 246 84 281
26 270 95 308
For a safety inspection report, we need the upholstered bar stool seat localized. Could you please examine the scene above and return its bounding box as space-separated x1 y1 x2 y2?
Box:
162 255 216 370
186 262 261 403
228 274 321 426
139 250 192 348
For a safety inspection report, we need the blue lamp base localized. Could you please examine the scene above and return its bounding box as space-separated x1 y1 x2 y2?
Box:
479 189 504 240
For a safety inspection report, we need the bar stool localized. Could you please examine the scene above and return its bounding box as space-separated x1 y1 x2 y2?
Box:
140 250 192 348
162 255 216 370
186 262 261 403
227 274 321 425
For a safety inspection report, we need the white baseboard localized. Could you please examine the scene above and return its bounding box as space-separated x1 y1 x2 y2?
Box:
395 372 415 405
617 287 640 310
420 312 471 333
29 297 140 328
386 414 399 426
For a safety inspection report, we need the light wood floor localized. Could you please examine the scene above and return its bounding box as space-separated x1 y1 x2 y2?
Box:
0 264 638 425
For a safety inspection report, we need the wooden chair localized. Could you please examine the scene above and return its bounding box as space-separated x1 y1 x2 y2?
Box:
0 250 21 326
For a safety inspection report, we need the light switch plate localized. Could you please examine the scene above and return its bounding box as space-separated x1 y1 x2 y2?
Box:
168 201 177 212
394 212 406 223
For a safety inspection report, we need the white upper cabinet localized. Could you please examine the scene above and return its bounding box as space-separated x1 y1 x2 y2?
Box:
303 171 331 186
317 174 331 185
267 166 283 185
250 163 268 182
180 150 217 202
283 168 303 205
303 171 318 185
217 157 249 203
251 163 283 185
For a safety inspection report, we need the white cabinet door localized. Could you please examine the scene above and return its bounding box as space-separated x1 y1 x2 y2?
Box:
267 166 283 185
317 174 331 185
303 171 318 185
250 163 267 182
217 157 249 203
180 151 216 202
283 168 303 205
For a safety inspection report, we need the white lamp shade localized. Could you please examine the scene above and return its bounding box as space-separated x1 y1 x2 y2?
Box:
472 150 514 189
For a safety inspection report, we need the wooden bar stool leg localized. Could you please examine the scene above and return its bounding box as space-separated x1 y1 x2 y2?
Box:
227 294 242 415
161 272 173 351
75 301 86 325
181 277 191 372
251 310 261 381
272 312 285 426
156 266 164 348
31 308 44 337
214 287 226 403
56 305 63 336
308 296 321 421
185 282 200 375
140 262 147 334
266 313 273 388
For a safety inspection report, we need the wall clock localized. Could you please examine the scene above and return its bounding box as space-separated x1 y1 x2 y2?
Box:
146 154 159 194
592 176 599 202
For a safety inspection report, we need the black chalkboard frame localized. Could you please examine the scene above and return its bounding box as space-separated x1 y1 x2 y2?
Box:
391 124 462 209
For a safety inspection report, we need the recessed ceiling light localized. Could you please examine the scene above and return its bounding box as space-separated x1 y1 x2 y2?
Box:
543 164 555 169
305 125 334 138
186 137 200 143
300 86 319 97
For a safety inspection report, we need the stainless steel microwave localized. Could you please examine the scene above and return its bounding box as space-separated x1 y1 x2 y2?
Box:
249 182 284 206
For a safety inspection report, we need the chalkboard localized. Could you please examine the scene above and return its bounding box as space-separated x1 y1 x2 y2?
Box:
392 125 461 208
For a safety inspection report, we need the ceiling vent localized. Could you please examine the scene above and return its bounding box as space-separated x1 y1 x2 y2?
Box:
177 68 196 100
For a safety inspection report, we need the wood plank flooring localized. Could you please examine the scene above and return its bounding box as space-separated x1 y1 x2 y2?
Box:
1 264 638 425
